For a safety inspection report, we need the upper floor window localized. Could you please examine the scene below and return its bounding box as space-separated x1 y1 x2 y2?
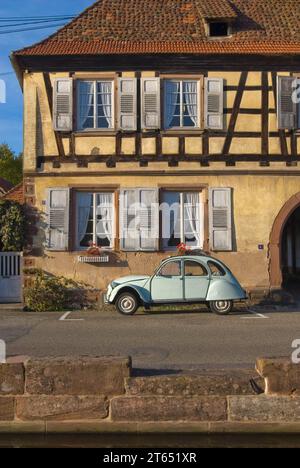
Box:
165 80 200 129
77 80 114 131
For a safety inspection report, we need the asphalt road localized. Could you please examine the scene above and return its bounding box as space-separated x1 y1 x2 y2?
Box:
0 305 299 371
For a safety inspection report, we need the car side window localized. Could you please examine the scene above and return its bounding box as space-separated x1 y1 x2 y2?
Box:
184 261 208 277
208 261 226 277
158 261 181 277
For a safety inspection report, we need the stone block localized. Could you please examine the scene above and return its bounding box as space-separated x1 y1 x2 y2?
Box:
0 397 15 421
126 370 259 396
25 356 131 396
16 396 108 421
256 358 300 395
229 395 300 422
111 396 227 422
0 363 25 395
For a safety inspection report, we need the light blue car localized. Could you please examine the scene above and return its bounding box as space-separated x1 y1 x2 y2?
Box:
105 255 247 316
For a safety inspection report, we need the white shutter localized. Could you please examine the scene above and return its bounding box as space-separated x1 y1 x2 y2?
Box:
277 76 297 130
209 188 232 251
120 189 139 251
141 78 161 130
118 78 137 131
53 78 73 131
46 188 70 251
120 188 159 251
205 78 224 130
139 189 159 251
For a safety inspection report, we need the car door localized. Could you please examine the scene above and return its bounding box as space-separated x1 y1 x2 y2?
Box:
150 259 184 302
183 260 210 301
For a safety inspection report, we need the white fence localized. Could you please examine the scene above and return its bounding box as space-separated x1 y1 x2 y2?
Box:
0 253 22 303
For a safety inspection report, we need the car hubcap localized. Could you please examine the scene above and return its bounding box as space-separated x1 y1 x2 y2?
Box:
215 301 230 311
120 297 135 313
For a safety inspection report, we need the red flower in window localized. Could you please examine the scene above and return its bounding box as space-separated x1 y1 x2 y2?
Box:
177 243 191 255
87 241 102 256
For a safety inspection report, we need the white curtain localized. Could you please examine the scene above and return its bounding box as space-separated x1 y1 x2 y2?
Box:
183 82 198 127
78 193 92 243
79 81 94 129
98 82 112 128
166 81 180 128
96 193 113 247
184 193 201 247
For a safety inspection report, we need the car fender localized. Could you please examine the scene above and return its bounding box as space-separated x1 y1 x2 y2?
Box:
109 284 151 304
206 279 246 301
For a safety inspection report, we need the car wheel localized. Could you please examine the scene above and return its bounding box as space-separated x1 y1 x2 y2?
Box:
209 300 233 315
116 292 139 316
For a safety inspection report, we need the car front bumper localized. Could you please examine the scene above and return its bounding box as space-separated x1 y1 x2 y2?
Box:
103 293 109 304
104 284 114 304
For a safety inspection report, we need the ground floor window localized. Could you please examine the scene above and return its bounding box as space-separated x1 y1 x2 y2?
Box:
161 191 203 251
76 192 114 249
74 189 203 252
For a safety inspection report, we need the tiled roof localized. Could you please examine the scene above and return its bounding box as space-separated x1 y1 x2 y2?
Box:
198 0 237 19
13 0 300 56
2 183 24 204
0 178 13 196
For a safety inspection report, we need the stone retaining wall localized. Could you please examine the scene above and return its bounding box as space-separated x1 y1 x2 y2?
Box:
0 356 300 432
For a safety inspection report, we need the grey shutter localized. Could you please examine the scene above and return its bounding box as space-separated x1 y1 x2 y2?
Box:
46 188 70 251
277 76 297 129
120 189 139 251
205 78 224 130
209 188 232 251
53 78 73 131
141 78 161 130
139 189 159 251
118 78 137 131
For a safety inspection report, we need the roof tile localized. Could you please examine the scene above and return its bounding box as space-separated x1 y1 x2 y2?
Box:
13 0 300 56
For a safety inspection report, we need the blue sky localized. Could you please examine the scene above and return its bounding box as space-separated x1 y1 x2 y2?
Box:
0 0 92 154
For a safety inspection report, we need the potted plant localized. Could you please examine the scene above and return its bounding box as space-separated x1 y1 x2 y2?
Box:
86 241 102 256
177 243 191 255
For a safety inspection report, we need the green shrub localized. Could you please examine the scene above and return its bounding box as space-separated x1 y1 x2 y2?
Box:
0 200 25 252
24 271 76 312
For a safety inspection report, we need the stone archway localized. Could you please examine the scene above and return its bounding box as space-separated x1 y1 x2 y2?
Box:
269 192 300 289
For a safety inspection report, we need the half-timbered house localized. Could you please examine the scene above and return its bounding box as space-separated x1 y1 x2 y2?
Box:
11 0 300 297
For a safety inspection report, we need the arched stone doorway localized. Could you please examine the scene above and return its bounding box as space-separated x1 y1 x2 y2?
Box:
269 192 300 289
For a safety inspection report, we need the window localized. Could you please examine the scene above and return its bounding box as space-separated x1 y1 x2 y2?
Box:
161 191 203 250
77 80 114 130
158 261 182 277
165 80 200 129
76 192 114 249
208 261 226 277
209 22 229 37
184 261 207 277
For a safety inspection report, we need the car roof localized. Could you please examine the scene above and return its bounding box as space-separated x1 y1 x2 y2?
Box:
163 255 220 264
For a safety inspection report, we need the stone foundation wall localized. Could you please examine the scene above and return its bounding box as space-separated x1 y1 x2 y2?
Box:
0 356 300 430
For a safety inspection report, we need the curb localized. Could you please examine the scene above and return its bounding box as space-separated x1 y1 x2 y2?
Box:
1 421 300 434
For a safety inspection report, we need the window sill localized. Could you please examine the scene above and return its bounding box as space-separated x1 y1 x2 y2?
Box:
161 129 204 136
73 130 117 137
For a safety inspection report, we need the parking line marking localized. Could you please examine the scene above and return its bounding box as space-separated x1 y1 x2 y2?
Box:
241 309 269 319
59 312 71 321
59 312 84 321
